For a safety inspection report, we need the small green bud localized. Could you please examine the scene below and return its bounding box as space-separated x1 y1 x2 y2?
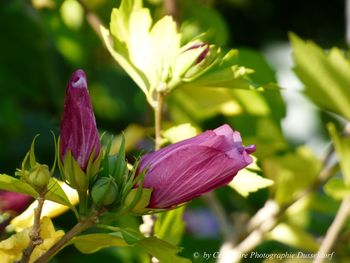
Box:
28 164 50 189
91 177 119 206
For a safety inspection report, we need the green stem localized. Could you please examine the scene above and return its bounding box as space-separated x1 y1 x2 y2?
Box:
154 92 164 151
78 190 88 218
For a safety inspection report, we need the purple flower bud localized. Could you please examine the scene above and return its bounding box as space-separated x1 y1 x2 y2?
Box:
60 69 101 171
187 43 209 64
139 124 255 208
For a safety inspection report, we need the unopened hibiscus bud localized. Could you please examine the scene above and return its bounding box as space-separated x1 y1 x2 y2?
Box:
186 43 209 64
28 164 50 190
59 69 102 192
60 69 101 170
91 177 119 207
138 124 255 209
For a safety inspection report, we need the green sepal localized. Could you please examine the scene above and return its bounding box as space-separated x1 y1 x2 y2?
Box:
123 188 153 214
86 149 103 185
182 45 220 82
29 134 39 168
173 43 209 80
61 150 87 192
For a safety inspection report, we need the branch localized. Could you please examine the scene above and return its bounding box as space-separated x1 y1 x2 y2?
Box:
19 191 46 263
313 196 350 263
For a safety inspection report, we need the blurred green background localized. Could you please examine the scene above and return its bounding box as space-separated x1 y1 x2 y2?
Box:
0 0 348 262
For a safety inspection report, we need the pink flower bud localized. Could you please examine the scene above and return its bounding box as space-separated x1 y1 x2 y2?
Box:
139 124 255 208
60 69 101 171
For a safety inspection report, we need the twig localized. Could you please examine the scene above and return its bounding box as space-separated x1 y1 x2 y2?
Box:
218 161 339 263
203 192 233 240
164 0 180 24
313 196 350 263
19 191 46 263
34 211 98 263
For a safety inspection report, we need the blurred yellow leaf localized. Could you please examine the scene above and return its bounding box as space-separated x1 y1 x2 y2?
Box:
0 217 64 263
267 223 318 252
229 159 273 198
163 123 199 144
263 147 321 205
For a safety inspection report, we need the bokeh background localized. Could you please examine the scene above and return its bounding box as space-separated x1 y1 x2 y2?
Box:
0 0 348 262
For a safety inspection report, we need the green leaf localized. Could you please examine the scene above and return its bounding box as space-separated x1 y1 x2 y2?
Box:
136 237 190 263
154 206 186 246
328 123 350 186
72 233 129 254
324 177 350 200
46 178 75 209
229 170 274 198
72 231 190 262
267 223 319 252
0 174 38 197
290 33 350 120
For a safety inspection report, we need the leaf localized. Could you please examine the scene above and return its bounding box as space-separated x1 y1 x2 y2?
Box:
328 123 350 186
72 231 190 262
324 177 350 200
163 123 199 144
45 178 75 209
136 237 191 263
0 174 38 197
267 223 319 252
229 170 274 198
169 86 242 122
72 233 129 254
263 147 321 205
290 33 350 120
154 206 186 246
100 25 149 96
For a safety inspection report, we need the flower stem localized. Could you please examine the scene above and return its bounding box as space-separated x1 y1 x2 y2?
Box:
34 212 98 263
140 91 164 263
20 191 46 263
154 92 164 151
